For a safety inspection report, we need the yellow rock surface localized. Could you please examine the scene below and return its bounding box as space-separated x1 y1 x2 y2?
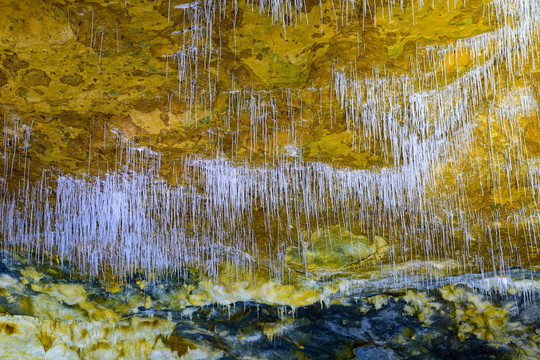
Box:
286 226 387 273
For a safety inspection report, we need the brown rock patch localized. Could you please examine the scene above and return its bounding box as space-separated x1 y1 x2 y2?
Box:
22 69 51 87
2 52 29 76
15 87 28 98
60 74 84 86
164 334 197 357
0 71 7 87
0 322 17 335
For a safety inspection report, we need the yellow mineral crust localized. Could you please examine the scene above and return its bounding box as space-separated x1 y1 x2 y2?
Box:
0 269 179 359
402 290 441 326
193 277 320 307
366 294 390 310
438 285 539 358
261 317 295 341
0 314 179 360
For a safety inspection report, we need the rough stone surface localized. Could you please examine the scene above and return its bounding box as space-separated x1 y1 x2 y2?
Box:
22 69 51 87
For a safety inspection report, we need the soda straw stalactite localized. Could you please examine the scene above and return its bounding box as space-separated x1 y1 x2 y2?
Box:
1 0 540 295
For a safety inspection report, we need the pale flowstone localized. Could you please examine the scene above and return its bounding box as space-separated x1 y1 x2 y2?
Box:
0 314 180 360
0 266 180 359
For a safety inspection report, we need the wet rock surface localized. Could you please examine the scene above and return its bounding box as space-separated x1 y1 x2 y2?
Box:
1 254 539 359
167 290 538 359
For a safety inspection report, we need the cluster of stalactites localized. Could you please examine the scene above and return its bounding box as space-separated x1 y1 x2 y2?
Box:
2 0 540 286
1 124 539 284
158 0 493 126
